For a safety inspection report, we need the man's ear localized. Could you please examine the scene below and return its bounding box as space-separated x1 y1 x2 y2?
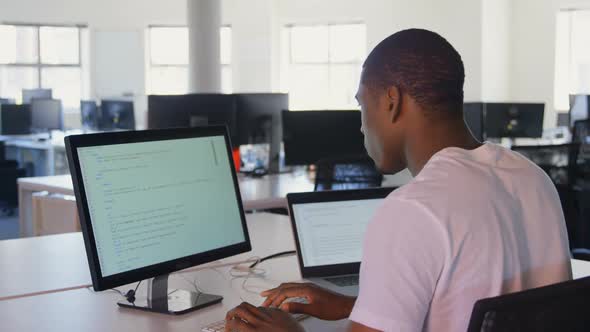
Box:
386 86 402 123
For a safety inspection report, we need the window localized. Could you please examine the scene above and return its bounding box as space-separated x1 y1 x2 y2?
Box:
281 23 366 110
554 10 590 111
147 26 232 95
0 24 88 110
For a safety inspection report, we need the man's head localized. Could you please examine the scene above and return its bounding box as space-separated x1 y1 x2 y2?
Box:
356 29 466 174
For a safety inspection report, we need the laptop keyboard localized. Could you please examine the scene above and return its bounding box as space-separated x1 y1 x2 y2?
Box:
324 275 359 287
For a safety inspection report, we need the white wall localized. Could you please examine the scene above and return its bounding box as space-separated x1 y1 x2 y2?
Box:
508 0 590 128
481 0 511 101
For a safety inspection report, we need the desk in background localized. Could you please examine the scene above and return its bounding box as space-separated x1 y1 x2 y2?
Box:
17 173 315 237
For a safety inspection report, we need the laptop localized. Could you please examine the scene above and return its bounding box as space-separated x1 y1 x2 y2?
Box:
287 187 396 296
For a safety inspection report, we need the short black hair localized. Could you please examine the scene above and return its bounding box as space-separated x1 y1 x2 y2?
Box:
362 29 465 115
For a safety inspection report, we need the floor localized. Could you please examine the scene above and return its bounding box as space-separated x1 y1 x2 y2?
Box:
0 212 19 240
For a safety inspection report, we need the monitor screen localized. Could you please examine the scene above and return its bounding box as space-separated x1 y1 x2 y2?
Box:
31 99 63 131
234 93 288 145
282 110 367 165
147 94 238 145
100 100 135 130
22 88 52 104
291 198 383 268
66 127 250 289
484 103 544 138
0 104 32 135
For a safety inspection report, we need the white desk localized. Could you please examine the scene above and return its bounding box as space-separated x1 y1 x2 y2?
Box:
17 173 315 237
0 212 349 331
1 213 298 301
2 212 590 331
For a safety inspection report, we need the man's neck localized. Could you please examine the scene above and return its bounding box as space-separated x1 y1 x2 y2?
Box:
405 120 481 176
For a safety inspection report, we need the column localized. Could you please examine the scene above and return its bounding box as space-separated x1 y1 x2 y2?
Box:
187 0 222 93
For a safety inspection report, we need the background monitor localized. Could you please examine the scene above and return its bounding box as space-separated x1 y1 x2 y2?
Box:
463 102 484 142
31 98 63 132
80 101 100 130
65 126 251 314
0 104 32 135
22 88 52 104
484 103 544 138
234 93 288 145
569 95 590 128
282 110 367 165
147 94 238 145
99 100 135 130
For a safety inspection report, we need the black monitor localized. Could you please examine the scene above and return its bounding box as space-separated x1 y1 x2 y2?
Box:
484 103 544 138
65 126 251 315
99 100 135 130
31 98 63 132
22 89 52 104
0 104 32 135
463 102 484 142
235 93 289 173
282 110 367 165
234 93 288 145
569 95 590 128
81 101 100 130
148 94 238 144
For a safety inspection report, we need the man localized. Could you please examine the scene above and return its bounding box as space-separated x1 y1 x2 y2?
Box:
225 29 572 332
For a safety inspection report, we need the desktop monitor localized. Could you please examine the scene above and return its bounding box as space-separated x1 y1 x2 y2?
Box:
463 102 484 142
22 88 52 104
569 95 590 128
282 110 367 165
81 100 100 130
31 98 63 132
99 100 135 130
484 103 544 138
234 93 288 145
234 93 289 173
0 104 32 135
147 94 238 145
65 126 251 315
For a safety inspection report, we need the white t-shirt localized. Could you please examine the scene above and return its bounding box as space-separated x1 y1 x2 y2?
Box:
349 143 572 332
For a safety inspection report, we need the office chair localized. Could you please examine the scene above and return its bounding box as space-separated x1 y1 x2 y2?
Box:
314 155 383 191
466 276 590 332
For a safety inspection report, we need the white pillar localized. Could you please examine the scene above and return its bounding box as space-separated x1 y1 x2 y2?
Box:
187 0 221 93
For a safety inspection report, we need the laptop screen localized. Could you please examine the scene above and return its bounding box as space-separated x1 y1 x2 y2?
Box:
291 198 384 268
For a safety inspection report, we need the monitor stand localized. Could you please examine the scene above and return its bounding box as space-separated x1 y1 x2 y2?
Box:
117 274 223 315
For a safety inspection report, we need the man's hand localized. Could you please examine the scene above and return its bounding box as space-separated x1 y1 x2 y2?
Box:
225 302 305 332
261 283 356 321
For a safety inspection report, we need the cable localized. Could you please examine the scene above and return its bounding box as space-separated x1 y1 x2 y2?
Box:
249 250 296 269
123 280 142 303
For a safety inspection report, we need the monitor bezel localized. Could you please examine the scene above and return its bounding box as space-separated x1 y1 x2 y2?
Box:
287 187 396 279
65 126 251 291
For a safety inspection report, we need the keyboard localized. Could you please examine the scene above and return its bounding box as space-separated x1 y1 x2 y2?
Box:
202 298 309 332
324 275 359 287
